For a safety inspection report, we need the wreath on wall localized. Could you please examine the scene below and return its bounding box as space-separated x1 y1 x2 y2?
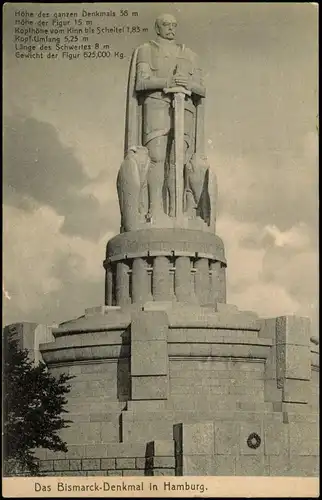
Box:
247 432 261 449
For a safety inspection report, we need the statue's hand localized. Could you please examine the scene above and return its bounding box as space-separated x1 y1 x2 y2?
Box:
173 75 188 88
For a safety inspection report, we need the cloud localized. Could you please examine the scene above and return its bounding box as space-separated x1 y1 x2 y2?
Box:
2 112 120 326
209 130 318 236
217 215 265 293
262 248 318 304
231 283 301 318
217 214 318 334
262 223 312 249
3 204 115 326
3 115 120 241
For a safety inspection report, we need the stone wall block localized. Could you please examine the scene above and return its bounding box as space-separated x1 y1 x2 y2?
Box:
264 379 283 402
131 311 169 342
116 458 136 470
53 460 70 471
182 455 214 475
131 342 168 376
123 469 144 476
289 422 319 456
130 310 169 402
278 345 311 381
100 459 116 470
39 460 54 472
264 422 289 456
283 379 309 403
122 414 173 442
81 459 100 470
152 468 175 476
147 440 175 457
272 315 313 409
69 460 82 471
276 316 311 346
288 456 319 477
259 318 277 340
173 422 214 456
135 458 147 469
213 456 236 475
236 456 266 476
131 375 169 400
214 422 239 455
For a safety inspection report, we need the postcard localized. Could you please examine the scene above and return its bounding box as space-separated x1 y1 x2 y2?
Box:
3 2 319 498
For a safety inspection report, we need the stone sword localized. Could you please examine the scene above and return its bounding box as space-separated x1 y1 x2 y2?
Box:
164 86 192 220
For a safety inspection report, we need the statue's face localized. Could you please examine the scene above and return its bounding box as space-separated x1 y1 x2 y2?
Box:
155 15 177 40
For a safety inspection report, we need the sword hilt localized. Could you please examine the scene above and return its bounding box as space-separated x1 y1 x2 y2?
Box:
163 86 192 97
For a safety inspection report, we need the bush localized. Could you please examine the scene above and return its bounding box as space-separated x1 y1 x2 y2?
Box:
3 326 74 476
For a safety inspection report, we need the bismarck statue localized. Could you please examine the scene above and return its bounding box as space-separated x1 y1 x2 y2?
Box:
117 14 218 232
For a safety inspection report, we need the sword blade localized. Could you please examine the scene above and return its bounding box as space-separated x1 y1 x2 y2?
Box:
173 92 185 219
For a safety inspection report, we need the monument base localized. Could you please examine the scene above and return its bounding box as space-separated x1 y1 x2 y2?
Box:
21 303 319 477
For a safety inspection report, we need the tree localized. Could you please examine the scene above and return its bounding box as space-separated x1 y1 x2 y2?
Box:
3 326 74 476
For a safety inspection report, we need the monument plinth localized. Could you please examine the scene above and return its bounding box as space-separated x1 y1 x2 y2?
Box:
104 229 227 306
8 13 318 477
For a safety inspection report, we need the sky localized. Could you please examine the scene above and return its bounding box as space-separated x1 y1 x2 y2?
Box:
3 3 318 334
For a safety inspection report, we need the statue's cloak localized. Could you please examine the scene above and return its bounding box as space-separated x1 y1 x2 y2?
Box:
124 47 141 157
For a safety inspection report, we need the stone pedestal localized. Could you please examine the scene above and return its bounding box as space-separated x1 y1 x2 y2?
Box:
10 230 318 478
27 300 319 477
103 228 227 307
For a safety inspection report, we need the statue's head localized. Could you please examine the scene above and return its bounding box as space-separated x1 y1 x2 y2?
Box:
155 13 177 40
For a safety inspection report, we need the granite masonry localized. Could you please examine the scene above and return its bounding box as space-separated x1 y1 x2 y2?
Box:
5 14 319 477
7 309 320 477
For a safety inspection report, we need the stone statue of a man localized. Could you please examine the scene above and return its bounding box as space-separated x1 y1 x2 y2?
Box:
118 14 217 233
124 14 206 219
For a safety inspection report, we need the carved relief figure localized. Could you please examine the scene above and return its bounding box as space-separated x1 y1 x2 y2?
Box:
117 146 150 232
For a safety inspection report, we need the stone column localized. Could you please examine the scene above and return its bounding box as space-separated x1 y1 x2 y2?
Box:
132 258 149 304
194 258 210 305
116 261 130 306
210 261 226 304
175 256 193 302
105 264 114 306
153 257 171 301
219 264 227 303
210 260 221 304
